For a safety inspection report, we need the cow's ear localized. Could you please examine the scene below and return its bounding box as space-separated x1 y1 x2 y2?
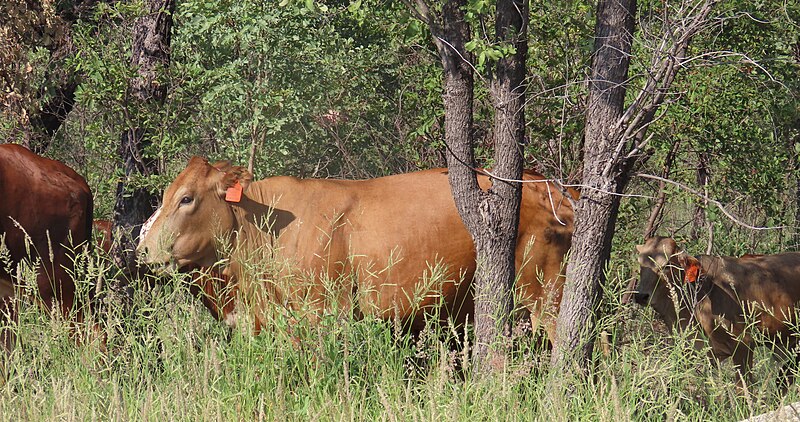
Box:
677 254 703 283
188 156 209 167
217 166 253 201
211 161 232 173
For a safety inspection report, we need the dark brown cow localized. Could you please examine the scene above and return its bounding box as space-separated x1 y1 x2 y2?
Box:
631 236 800 387
0 144 93 351
138 158 575 338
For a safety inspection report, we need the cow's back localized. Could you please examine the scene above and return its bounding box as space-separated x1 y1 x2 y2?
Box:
0 144 93 313
715 254 800 333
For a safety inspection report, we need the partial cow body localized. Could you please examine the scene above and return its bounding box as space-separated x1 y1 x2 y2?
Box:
0 144 94 352
138 158 575 338
95 218 237 326
631 236 800 387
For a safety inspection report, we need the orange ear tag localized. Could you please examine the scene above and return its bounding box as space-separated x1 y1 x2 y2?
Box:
684 261 700 283
225 181 243 203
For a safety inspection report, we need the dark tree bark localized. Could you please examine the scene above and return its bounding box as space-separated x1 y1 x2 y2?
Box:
469 0 527 369
111 0 175 271
8 1 106 152
551 0 636 373
405 0 527 371
551 0 719 377
26 80 78 153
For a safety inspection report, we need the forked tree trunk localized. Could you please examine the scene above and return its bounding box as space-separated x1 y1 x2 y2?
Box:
426 0 526 371
551 0 635 372
111 0 174 271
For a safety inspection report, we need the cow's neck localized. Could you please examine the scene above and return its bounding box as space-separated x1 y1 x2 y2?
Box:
695 254 742 304
668 255 718 331
222 181 295 310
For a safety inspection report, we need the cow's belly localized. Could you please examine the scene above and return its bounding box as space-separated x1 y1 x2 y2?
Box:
0 277 13 300
316 241 474 329
271 222 476 326
355 257 473 326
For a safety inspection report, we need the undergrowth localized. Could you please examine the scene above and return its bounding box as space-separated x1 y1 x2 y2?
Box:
0 252 798 421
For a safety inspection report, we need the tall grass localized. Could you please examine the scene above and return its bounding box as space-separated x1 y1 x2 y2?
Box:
0 250 798 421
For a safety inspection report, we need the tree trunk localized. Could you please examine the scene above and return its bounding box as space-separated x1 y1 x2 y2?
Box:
13 1 107 153
472 0 527 369
111 0 174 271
551 0 635 373
429 0 526 371
26 79 78 153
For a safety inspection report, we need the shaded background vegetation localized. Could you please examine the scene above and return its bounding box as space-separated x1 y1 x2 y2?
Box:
4 0 797 249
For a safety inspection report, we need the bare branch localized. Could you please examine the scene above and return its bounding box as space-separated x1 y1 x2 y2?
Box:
605 0 720 173
636 173 785 231
401 0 433 26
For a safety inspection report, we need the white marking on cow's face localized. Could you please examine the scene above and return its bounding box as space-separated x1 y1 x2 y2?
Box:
137 157 240 271
139 207 162 247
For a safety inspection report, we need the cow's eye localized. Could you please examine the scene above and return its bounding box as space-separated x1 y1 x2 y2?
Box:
180 196 193 205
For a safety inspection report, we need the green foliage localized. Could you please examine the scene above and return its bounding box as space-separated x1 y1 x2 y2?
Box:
630 0 800 244
2 2 800 416
167 0 443 179
525 1 593 179
52 0 446 216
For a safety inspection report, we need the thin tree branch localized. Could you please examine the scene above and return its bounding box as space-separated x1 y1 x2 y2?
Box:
636 173 785 231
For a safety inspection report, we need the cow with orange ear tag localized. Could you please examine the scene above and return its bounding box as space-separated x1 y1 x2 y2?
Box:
138 157 576 342
631 236 800 391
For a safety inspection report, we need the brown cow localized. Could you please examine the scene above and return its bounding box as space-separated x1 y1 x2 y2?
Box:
137 157 575 338
631 236 800 387
92 219 113 255
96 218 237 326
0 144 94 352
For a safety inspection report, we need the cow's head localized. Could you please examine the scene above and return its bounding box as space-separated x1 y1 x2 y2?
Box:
137 157 252 273
633 236 703 327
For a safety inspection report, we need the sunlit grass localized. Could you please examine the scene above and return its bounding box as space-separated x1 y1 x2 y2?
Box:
0 251 798 420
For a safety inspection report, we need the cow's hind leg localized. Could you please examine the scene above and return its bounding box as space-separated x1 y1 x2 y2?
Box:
0 276 16 353
0 277 17 386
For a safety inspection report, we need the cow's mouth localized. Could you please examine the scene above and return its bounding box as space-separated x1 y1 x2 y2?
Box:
141 260 180 275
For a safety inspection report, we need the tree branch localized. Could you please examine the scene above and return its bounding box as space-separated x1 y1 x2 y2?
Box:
636 173 784 231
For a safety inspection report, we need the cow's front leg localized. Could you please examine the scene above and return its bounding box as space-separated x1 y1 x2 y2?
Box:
730 342 755 392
